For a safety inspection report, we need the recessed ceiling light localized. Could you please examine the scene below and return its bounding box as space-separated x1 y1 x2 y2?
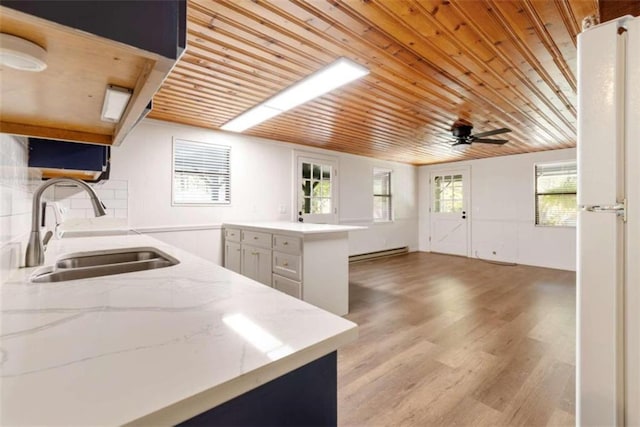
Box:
221 57 370 132
0 33 47 72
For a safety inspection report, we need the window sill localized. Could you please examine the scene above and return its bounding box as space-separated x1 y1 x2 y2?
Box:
373 220 394 225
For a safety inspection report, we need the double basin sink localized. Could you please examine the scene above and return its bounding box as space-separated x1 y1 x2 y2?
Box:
31 247 179 283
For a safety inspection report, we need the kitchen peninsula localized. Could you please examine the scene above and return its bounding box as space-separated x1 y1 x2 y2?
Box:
222 221 364 316
0 234 357 425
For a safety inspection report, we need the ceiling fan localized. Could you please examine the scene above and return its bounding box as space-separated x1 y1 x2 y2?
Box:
448 119 511 146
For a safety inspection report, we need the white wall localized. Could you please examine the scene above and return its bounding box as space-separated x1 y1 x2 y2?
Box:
418 148 577 271
109 119 419 263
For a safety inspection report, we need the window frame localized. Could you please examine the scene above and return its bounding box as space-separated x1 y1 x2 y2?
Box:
534 160 577 228
171 138 231 206
432 173 464 214
373 167 393 223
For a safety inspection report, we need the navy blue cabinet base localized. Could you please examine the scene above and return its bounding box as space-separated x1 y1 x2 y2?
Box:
28 138 110 183
180 352 337 427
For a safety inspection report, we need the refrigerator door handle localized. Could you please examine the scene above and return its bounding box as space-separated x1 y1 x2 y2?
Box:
580 199 627 221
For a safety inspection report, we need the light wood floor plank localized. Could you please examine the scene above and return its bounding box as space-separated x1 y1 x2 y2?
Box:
338 252 575 426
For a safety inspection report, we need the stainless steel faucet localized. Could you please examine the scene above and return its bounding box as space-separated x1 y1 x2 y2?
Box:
25 177 106 267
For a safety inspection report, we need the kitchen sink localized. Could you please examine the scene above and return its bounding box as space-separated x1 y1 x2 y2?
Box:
55 248 169 269
30 247 179 283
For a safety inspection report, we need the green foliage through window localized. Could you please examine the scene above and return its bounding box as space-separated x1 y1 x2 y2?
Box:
535 162 577 227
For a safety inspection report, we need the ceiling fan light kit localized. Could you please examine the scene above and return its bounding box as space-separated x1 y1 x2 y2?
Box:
448 119 512 147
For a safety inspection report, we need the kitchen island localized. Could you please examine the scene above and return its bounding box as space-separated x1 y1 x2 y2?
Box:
0 234 357 425
222 221 364 316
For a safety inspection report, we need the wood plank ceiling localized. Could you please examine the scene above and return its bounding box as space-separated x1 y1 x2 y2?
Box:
150 0 598 165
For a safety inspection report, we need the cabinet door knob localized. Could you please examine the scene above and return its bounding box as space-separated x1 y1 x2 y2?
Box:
283 261 289 266
283 241 289 245
254 236 259 240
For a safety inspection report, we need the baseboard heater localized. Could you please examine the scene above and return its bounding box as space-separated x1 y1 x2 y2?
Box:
349 246 409 263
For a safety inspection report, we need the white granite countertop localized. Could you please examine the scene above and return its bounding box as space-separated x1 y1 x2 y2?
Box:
222 221 365 235
0 234 357 426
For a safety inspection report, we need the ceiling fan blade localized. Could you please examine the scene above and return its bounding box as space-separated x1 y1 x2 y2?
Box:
451 140 470 147
472 128 512 138
472 138 508 144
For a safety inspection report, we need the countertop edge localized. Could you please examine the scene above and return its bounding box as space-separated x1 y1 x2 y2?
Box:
222 222 366 235
125 326 358 426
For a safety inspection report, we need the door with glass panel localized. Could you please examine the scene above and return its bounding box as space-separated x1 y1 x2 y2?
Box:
430 169 470 256
297 156 337 224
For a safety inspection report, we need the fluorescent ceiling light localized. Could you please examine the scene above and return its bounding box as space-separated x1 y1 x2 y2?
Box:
221 57 369 132
0 33 47 72
101 85 132 123
220 105 281 133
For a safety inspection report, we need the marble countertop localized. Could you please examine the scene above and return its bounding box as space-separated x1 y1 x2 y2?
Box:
222 221 365 235
1 234 357 426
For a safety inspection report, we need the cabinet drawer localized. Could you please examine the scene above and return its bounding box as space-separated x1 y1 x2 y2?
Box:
241 230 271 248
225 228 241 242
273 274 302 299
273 251 302 281
272 234 301 254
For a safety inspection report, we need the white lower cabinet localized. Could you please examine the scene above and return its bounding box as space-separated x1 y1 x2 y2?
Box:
241 245 272 286
223 224 351 316
273 274 302 299
224 241 242 273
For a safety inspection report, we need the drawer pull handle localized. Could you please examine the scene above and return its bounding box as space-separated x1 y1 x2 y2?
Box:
254 236 259 240
251 251 258 255
283 241 289 245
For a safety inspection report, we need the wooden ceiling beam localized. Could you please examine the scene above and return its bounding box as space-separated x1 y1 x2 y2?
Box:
599 0 640 22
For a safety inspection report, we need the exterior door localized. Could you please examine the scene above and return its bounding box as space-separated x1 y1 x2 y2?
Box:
429 168 470 256
296 155 338 224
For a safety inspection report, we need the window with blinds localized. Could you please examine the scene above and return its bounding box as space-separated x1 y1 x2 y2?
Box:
535 161 577 227
373 168 392 222
172 139 231 205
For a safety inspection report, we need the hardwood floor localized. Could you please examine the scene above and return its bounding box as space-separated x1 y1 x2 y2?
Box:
338 252 576 427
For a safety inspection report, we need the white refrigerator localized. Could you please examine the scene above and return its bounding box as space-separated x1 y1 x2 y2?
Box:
577 15 640 426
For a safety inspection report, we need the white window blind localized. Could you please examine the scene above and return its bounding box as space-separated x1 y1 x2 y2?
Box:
173 139 231 205
535 161 577 227
373 168 392 222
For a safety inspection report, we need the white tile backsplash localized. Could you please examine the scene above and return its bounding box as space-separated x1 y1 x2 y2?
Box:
0 134 38 284
52 179 128 223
